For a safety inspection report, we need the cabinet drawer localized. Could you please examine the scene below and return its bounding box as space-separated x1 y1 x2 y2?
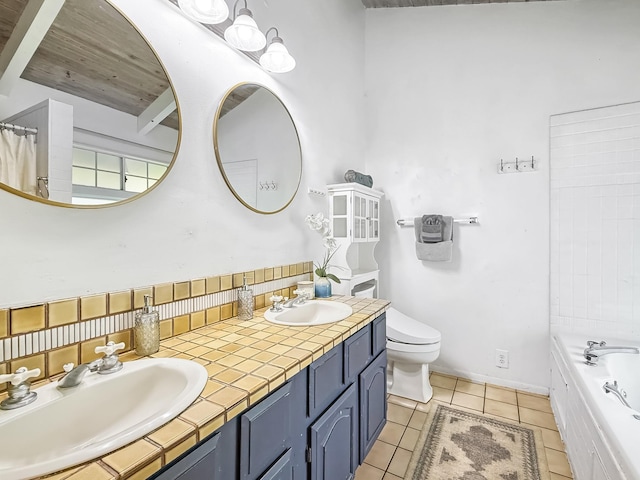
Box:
371 313 386 356
344 325 371 384
308 344 344 419
240 381 293 480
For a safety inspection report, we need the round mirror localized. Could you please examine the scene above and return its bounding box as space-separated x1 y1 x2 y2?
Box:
0 0 180 207
214 83 301 214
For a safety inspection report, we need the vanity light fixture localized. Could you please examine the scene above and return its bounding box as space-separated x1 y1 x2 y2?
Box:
224 0 266 52
259 27 296 73
177 0 229 24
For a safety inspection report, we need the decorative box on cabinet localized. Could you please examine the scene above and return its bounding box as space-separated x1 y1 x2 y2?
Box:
326 183 384 298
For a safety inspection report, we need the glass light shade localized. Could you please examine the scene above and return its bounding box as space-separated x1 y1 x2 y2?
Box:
260 39 296 73
224 10 266 51
178 0 229 24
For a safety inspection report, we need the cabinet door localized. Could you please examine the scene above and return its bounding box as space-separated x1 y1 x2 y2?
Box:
367 197 380 241
359 351 387 462
352 193 368 242
371 314 386 357
310 384 359 480
308 344 344 419
344 325 371 384
240 381 294 480
258 449 294 480
331 194 349 239
149 431 222 480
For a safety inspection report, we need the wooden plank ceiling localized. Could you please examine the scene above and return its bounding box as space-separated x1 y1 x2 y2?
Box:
0 0 179 130
362 0 557 6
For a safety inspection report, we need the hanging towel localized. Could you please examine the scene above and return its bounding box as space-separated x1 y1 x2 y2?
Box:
420 214 444 243
414 215 453 262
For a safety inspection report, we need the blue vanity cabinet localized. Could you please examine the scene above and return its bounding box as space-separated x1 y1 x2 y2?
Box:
148 313 387 480
309 384 359 480
148 415 238 480
359 351 387 462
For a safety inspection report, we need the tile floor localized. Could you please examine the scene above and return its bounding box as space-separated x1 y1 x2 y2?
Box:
356 372 573 480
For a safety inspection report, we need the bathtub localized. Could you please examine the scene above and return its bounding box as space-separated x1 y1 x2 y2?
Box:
550 333 640 480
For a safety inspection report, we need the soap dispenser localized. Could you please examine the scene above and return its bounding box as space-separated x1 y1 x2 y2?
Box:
238 274 254 321
134 294 160 356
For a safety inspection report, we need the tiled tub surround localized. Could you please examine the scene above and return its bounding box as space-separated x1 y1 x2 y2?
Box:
549 101 640 337
0 295 390 480
0 262 313 384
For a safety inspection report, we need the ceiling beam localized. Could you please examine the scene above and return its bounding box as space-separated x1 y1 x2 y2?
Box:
137 88 177 135
0 0 66 97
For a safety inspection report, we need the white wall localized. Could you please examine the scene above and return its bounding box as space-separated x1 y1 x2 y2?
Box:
0 0 366 307
550 101 640 339
364 0 640 392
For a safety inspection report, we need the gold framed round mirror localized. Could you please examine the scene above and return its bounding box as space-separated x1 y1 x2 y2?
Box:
214 83 301 214
0 0 180 207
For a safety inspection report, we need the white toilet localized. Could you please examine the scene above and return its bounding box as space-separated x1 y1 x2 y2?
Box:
386 307 442 403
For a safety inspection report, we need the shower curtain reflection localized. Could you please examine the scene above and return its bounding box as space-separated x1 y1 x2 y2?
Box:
0 129 37 196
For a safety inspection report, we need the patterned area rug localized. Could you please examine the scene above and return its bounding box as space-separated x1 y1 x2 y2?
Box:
405 404 551 480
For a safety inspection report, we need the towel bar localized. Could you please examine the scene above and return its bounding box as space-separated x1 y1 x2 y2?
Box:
396 216 479 227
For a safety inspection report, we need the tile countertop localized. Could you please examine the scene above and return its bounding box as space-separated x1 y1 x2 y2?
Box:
35 296 390 480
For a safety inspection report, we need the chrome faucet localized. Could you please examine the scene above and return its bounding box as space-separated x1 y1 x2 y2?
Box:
583 340 639 366
0 367 41 410
58 341 125 388
282 290 310 308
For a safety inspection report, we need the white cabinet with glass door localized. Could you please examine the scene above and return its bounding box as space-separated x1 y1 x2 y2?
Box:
326 183 383 298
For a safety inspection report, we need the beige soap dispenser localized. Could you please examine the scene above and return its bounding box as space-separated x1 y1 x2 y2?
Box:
134 294 160 356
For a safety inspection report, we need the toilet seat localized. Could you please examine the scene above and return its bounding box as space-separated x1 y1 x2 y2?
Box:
387 338 440 354
386 307 441 345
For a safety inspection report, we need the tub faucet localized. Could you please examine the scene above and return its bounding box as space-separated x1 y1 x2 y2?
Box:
58 341 125 388
583 340 640 366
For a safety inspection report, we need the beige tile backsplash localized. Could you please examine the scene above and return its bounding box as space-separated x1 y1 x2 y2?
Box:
0 262 313 382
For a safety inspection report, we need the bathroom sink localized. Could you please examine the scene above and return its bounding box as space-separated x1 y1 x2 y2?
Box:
0 358 207 480
264 300 353 326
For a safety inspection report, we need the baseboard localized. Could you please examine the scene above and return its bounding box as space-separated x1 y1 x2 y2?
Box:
430 365 550 396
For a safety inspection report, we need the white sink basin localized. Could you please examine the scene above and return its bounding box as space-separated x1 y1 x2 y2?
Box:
264 300 353 326
0 358 207 480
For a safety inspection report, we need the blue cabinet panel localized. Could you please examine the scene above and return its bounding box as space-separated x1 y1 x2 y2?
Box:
308 343 344 419
343 327 371 384
240 381 293 480
310 384 359 480
359 351 387 462
258 449 293 480
371 313 386 356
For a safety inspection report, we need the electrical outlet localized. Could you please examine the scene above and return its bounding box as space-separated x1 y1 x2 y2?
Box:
496 349 509 369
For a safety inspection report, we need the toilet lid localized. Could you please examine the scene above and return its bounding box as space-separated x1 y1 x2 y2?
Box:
386 307 441 345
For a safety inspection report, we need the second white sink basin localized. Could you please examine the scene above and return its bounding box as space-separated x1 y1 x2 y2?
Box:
264 300 353 326
0 357 207 480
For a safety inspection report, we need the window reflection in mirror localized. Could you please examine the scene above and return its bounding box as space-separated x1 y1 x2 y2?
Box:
214 83 302 214
0 0 180 207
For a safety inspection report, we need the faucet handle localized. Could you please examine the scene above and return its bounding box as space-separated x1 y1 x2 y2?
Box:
0 366 41 386
587 340 606 348
95 341 125 356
